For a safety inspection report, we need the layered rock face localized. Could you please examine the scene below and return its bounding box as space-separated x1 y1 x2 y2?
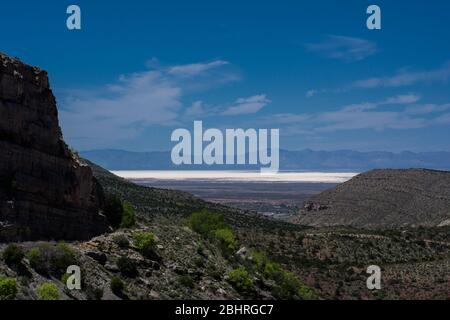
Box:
0 52 109 241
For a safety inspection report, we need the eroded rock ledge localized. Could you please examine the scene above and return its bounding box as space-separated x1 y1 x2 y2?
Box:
0 52 109 241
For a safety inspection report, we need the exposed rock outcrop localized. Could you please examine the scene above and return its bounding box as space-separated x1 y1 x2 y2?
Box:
292 169 450 229
0 52 109 241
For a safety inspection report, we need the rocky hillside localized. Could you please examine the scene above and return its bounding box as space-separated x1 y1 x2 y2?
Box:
89 161 302 233
1 165 448 300
0 53 109 241
291 169 450 229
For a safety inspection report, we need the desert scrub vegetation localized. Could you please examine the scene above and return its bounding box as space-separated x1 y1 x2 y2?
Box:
214 228 237 257
110 276 125 296
2 243 24 267
273 271 316 300
37 282 59 300
27 242 77 277
227 267 254 294
187 209 229 236
60 272 71 288
117 256 138 278
250 250 316 300
104 193 136 229
0 276 18 300
188 210 317 298
133 232 156 254
187 210 236 257
113 234 130 248
178 274 195 289
132 231 161 262
121 201 136 228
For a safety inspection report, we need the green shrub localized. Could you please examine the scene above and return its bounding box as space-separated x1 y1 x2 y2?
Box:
272 271 316 300
104 194 124 228
250 250 285 281
214 228 236 256
272 271 299 299
110 276 124 295
27 243 76 277
117 256 138 278
178 274 195 289
263 261 284 281
61 272 70 286
0 276 18 300
113 234 130 248
188 210 237 258
297 284 317 300
2 244 24 267
37 283 59 300
187 210 227 237
251 250 267 270
133 232 156 254
250 250 315 299
51 243 77 276
193 256 205 268
196 244 205 256
104 195 136 229
251 251 282 279
227 267 254 294
120 201 136 228
27 246 49 275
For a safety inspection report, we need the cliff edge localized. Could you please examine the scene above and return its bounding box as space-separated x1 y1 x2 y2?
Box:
0 52 109 241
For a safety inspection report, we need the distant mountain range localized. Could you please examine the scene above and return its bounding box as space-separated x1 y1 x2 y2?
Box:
81 149 450 171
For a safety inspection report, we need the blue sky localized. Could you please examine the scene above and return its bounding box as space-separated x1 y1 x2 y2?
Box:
1 0 450 152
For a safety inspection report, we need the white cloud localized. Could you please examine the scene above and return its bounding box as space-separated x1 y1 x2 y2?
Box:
341 102 378 112
405 103 450 115
306 89 318 98
222 94 271 115
436 113 450 124
184 100 205 117
61 70 182 147
258 95 450 134
341 94 420 112
168 60 229 77
383 94 421 105
351 62 450 89
59 59 238 149
307 62 450 98
315 110 427 132
306 35 378 62
259 113 310 124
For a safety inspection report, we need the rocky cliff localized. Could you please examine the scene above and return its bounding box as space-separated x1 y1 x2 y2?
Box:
292 169 450 228
0 52 109 241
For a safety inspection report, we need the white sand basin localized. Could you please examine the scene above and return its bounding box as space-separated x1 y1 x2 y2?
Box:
111 170 358 183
